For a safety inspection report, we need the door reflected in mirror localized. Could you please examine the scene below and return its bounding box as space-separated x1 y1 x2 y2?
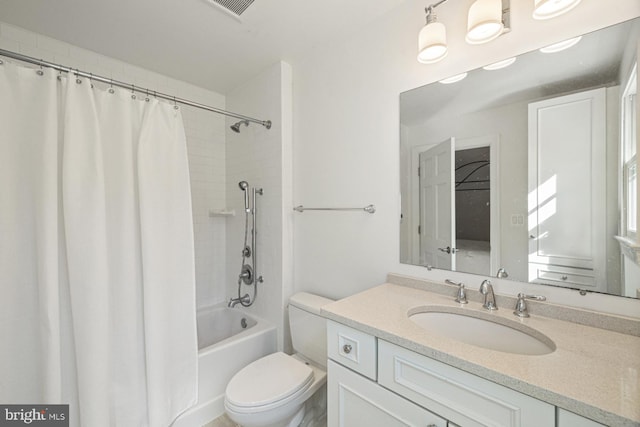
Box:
400 17 640 299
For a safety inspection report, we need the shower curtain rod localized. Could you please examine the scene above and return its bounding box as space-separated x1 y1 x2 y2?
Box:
0 48 272 129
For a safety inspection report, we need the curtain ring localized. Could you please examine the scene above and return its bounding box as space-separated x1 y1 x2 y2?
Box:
131 84 136 100
36 61 44 76
0 58 4 65
173 96 179 110
89 72 94 89
108 78 115 94
145 89 150 102
75 69 81 84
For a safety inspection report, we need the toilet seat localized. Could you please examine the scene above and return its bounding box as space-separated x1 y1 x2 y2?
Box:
225 352 314 414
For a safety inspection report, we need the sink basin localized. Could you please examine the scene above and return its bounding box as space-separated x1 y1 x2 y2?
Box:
409 308 555 355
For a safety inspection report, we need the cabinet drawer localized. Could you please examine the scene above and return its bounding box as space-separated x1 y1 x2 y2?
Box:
327 320 377 380
378 340 554 427
529 263 595 288
557 409 605 426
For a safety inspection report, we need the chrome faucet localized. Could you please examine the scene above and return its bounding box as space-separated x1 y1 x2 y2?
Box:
496 268 509 278
513 293 547 318
479 279 497 311
228 294 250 308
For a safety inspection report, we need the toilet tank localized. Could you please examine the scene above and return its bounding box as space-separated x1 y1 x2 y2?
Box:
289 292 334 368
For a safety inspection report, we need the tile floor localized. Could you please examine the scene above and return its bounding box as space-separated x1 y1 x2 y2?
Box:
202 412 327 427
202 414 238 427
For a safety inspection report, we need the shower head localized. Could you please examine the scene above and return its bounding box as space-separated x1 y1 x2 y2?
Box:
230 120 250 133
238 181 249 191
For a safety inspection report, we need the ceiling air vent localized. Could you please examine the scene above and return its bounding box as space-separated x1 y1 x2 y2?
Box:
207 0 255 16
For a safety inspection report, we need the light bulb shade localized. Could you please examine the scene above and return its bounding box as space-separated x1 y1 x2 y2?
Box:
466 0 504 45
533 0 582 20
418 21 448 64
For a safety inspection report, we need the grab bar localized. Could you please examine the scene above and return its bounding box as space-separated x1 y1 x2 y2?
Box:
293 204 376 214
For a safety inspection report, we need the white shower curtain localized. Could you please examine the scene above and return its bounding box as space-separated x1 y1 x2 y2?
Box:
0 61 198 426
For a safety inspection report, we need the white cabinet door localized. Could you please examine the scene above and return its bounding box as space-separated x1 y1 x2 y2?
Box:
527 88 606 291
557 408 606 427
328 360 447 427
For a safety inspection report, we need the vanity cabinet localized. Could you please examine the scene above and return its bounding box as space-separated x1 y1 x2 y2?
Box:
327 320 569 427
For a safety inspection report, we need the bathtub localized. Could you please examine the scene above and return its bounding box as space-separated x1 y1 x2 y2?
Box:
172 306 277 427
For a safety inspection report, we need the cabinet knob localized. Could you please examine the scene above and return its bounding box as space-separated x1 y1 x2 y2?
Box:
561 275 568 281
342 344 352 354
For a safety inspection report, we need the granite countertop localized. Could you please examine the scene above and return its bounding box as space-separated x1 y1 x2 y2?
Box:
321 282 640 427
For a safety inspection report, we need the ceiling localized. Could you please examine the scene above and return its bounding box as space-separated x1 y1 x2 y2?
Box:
0 0 405 94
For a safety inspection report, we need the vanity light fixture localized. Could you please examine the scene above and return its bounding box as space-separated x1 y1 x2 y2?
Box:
439 72 468 84
539 36 582 53
416 0 582 64
466 0 508 45
417 4 448 64
418 0 510 64
482 57 516 70
533 0 582 20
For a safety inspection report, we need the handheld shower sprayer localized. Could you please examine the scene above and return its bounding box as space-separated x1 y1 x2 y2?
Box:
238 181 250 213
228 179 264 308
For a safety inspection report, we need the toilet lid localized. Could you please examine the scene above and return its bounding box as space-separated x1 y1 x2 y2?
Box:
225 352 314 409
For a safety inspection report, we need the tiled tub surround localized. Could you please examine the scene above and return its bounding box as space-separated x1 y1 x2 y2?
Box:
321 276 640 426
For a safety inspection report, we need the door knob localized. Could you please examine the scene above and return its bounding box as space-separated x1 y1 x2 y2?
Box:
438 246 458 254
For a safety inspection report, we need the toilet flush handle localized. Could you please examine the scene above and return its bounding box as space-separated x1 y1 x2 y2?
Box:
342 344 352 354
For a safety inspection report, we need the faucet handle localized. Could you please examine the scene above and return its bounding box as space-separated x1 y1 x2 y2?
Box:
513 293 546 318
446 279 468 304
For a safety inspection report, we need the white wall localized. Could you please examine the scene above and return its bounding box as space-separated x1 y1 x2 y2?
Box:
291 0 640 316
225 61 293 351
0 21 228 309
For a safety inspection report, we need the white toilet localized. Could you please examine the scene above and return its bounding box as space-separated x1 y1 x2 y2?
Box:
224 292 333 427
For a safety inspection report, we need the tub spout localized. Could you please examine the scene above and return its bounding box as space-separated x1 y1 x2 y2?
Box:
228 294 250 308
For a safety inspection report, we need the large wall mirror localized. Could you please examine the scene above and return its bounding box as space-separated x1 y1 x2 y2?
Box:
400 17 640 299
